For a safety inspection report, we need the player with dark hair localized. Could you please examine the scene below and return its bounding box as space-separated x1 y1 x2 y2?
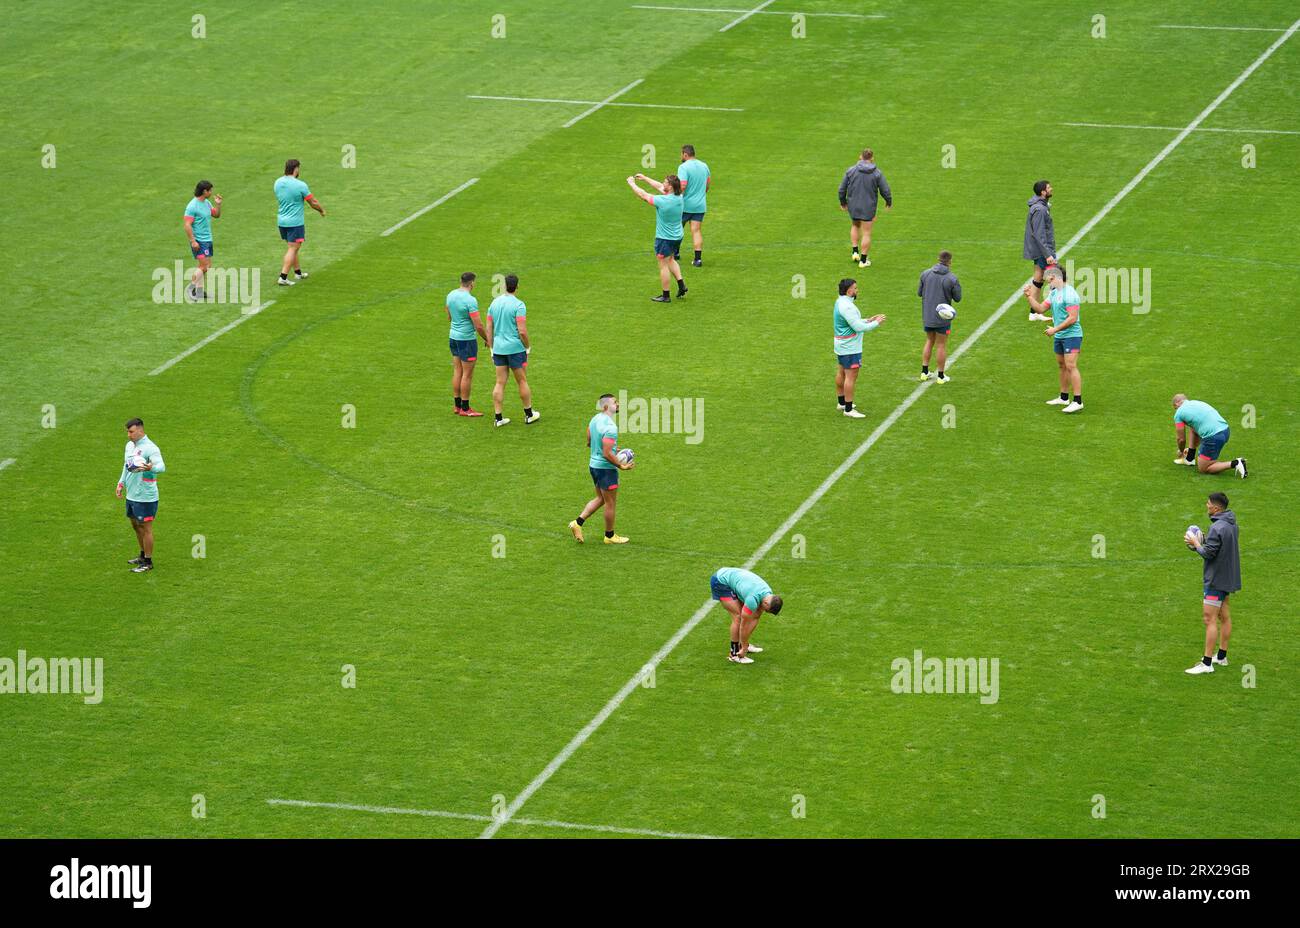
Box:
485 274 538 427
1024 179 1056 317
115 418 166 573
447 272 488 417
570 393 635 545
183 180 221 302
834 278 886 418
1183 491 1241 675
678 144 711 266
709 567 784 664
918 250 961 383
275 158 325 287
628 172 687 302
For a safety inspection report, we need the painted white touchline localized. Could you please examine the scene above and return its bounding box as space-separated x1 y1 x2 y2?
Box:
478 18 1299 840
1158 24 1286 32
719 0 777 31
267 798 729 839
1063 121 1300 136
0 458 15 471
631 4 882 17
563 79 645 128
468 94 744 113
380 177 479 237
148 301 275 377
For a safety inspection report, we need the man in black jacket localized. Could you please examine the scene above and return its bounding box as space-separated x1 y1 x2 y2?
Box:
1184 492 1241 675
918 250 962 383
1023 180 1056 319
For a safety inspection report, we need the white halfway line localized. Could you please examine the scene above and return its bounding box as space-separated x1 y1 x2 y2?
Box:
1064 121 1300 136
149 301 275 377
267 798 729 839
720 0 777 32
631 4 882 18
563 79 645 128
0 459 15 471
468 94 744 113
1159 24 1287 32
381 177 479 237
479 17 1300 840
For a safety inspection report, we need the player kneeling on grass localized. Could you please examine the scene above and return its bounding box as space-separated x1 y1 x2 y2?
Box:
570 393 635 545
446 271 489 417
710 567 783 664
834 279 886 418
1183 492 1241 675
485 274 539 427
918 250 961 383
274 159 325 286
115 417 165 574
1172 394 1247 478
1024 265 1083 413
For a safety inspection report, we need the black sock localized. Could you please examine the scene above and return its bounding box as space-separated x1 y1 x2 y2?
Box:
575 516 585 526
1201 655 1212 666
1073 394 1082 404
139 550 145 559
852 247 860 256
524 407 534 418
843 401 853 413
1217 648 1227 660
677 279 686 292
143 556 152 564
921 365 929 375
605 530 614 539
494 412 502 422
837 394 845 406
694 250 702 260
1060 391 1068 401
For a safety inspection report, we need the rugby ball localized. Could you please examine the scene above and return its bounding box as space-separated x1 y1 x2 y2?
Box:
936 303 957 320
615 448 635 466
1185 524 1203 544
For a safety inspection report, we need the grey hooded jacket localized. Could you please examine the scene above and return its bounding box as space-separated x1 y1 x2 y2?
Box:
918 264 962 328
1023 196 1055 261
839 160 892 221
1197 509 1241 593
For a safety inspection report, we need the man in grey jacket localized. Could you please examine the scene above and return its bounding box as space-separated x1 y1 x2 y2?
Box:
1184 492 1241 675
917 250 961 383
1023 180 1056 320
838 148 892 268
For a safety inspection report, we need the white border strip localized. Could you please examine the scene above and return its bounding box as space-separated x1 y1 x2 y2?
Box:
719 0 777 31
267 798 729 839
632 4 882 17
0 458 15 471
563 79 645 128
1159 24 1286 32
469 94 744 113
381 177 479 237
478 17 1300 840
148 300 275 377
1063 121 1300 135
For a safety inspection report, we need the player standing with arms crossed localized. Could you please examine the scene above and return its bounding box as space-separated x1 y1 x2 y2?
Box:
485 274 539 427
834 279 886 419
628 173 687 302
569 393 635 545
677 145 711 267
1183 492 1241 675
115 418 166 574
446 272 488 417
274 159 325 287
1024 180 1056 317
709 567 783 664
183 180 221 302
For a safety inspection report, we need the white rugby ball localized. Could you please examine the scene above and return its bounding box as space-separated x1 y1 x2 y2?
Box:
615 448 634 465
936 303 957 320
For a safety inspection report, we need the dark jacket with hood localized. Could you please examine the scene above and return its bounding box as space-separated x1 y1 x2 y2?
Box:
1023 195 1055 261
839 160 892 220
1197 509 1241 593
918 263 962 328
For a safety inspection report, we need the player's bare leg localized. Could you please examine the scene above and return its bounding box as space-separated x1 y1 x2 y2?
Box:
190 253 211 296
843 367 860 408
1056 353 1067 395
492 365 509 417
459 359 478 414
739 612 761 657
1197 455 1235 475
1217 600 1232 656
601 488 617 533
934 333 948 373
857 219 874 261
139 521 154 559
719 598 744 657
451 357 464 411
690 219 703 255
1201 600 1221 660
921 331 935 371
1065 351 1081 397
836 365 846 406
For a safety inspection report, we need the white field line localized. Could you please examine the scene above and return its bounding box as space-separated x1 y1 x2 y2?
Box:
267 798 729 839
719 0 777 31
0 458 15 471
1159 24 1287 32
1063 121 1300 136
380 177 479 237
478 17 1300 840
468 94 744 113
563 79 645 128
631 4 882 17
148 300 275 377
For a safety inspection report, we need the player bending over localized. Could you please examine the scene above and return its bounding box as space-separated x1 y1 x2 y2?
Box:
834 279 886 418
1172 394 1247 477
710 567 783 664
570 393 635 545
1024 265 1083 413
1023 180 1056 317
628 173 687 303
485 274 539 427
115 417 166 574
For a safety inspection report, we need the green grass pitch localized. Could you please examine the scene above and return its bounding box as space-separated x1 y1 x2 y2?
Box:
1 0 1297 839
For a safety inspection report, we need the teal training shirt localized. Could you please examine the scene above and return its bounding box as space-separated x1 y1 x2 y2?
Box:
1048 284 1083 339
184 197 213 241
446 288 480 341
275 175 311 226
